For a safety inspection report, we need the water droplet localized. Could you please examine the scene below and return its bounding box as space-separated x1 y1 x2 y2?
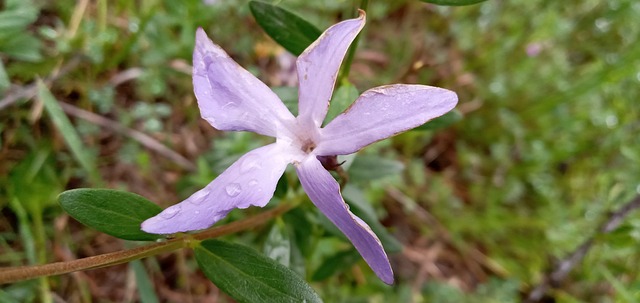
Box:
225 183 242 197
240 154 262 173
222 102 237 111
188 190 208 205
248 179 258 187
160 205 181 219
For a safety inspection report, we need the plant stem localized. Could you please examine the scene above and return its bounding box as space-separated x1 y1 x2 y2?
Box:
337 0 369 84
0 237 186 285
0 202 296 284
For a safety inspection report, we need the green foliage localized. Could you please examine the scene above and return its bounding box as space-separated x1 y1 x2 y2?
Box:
249 1 322 56
38 81 101 184
414 109 463 131
0 60 9 93
195 239 322 303
312 249 361 281
325 82 360 126
2 0 639 301
420 0 488 6
348 154 405 182
0 0 42 62
58 189 163 241
130 260 160 303
263 220 292 267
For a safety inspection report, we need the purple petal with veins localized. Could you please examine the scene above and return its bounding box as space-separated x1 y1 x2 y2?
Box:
141 144 288 234
296 156 393 284
316 84 457 156
297 11 365 128
193 28 294 137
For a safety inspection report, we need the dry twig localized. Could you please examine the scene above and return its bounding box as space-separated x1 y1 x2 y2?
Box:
525 195 640 302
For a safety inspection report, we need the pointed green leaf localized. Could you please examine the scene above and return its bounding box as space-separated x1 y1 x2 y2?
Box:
58 189 163 241
273 174 289 199
420 0 488 6
414 109 462 131
0 60 9 94
130 260 159 303
0 34 42 62
272 86 298 115
283 207 315 258
348 154 405 182
312 249 361 281
263 221 291 267
249 1 321 56
195 239 322 303
38 81 100 183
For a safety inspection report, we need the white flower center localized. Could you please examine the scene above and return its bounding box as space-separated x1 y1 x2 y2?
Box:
276 117 320 162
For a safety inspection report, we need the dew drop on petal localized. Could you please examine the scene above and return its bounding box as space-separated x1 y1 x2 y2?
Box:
222 102 238 111
240 154 262 173
188 190 209 205
225 183 242 197
160 205 181 219
248 179 258 187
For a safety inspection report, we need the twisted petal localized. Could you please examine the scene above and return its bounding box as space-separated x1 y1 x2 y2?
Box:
194 28 294 137
316 84 458 155
142 144 289 234
295 156 393 284
296 11 365 128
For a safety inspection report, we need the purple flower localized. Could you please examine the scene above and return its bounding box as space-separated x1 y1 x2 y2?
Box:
141 11 457 284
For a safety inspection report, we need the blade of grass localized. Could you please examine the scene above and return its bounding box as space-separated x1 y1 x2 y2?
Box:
37 80 101 184
130 260 159 303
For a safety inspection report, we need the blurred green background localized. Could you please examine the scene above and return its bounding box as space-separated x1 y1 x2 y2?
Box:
1 0 639 302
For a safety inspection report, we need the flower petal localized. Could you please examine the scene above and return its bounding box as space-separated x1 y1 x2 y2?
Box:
316 84 458 155
295 156 394 284
296 11 365 128
142 144 289 234
193 28 294 137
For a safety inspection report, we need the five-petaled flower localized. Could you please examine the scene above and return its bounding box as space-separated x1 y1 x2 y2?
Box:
142 11 457 284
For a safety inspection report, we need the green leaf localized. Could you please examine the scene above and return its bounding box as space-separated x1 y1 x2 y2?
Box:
324 83 359 126
414 109 462 131
130 260 159 303
348 154 405 182
263 221 291 267
312 249 361 281
272 86 298 116
0 6 38 33
38 81 100 183
0 60 9 94
195 239 322 303
58 189 163 241
283 207 315 258
249 1 321 56
8 149 63 213
273 174 289 199
420 0 488 6
0 34 42 62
